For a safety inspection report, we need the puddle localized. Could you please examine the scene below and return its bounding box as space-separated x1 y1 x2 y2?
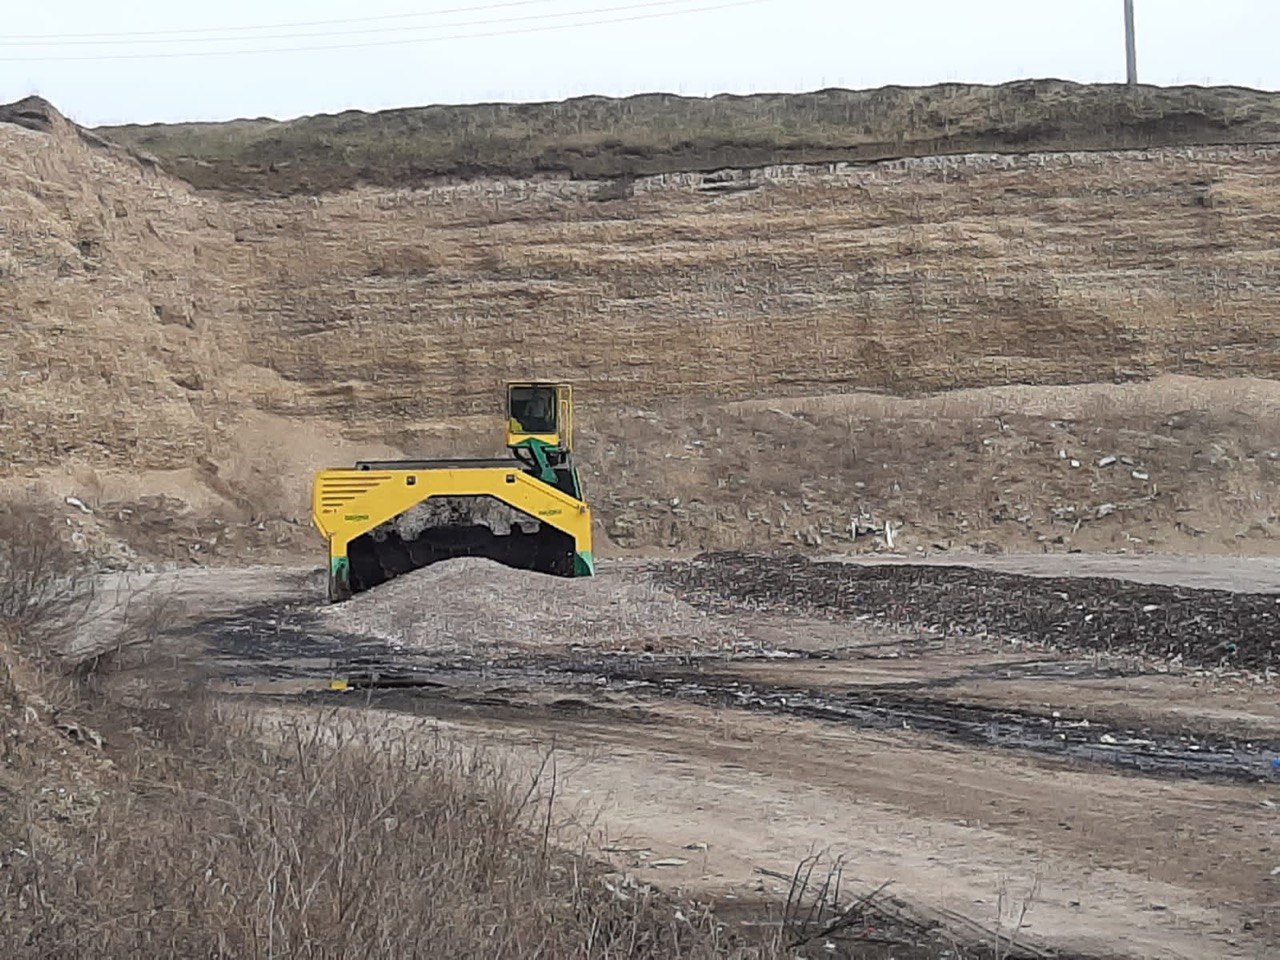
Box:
193 605 1280 784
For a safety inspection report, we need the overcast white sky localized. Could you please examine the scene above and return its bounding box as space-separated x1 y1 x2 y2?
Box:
1 0 1276 126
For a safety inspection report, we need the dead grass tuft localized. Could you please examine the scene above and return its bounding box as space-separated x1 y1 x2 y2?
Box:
1 698 777 959
0 510 95 658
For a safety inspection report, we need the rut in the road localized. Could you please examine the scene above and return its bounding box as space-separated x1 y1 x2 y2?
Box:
661 552 1280 671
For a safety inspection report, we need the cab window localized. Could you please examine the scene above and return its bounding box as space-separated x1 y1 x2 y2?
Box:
509 386 557 434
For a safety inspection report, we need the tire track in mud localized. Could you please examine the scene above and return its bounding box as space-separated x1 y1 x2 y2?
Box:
195 602 1280 784
565 662 1280 781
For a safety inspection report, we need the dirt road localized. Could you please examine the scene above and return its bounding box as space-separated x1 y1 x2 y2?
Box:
186 555 1279 959
410 703 1271 960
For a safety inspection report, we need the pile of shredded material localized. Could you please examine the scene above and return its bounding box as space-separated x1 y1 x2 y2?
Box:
318 558 741 654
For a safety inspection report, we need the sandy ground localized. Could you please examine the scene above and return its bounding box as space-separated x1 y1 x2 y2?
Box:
165 553 1280 960
412 702 1274 960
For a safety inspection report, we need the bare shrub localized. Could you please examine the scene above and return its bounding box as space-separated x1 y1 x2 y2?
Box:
0 504 187 698
0 510 95 657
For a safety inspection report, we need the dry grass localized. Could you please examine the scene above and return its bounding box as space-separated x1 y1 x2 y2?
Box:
95 80 1280 196
0 509 782 960
1 700 775 960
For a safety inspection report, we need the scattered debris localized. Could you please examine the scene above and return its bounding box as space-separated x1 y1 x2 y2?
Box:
54 721 104 750
662 552 1280 671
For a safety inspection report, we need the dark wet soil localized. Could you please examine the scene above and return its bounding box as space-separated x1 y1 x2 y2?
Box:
592 668 1279 780
660 552 1280 672
194 594 1280 785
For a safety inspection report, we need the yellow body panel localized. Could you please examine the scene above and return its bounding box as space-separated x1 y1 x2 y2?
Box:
312 465 593 566
312 380 590 599
504 428 560 447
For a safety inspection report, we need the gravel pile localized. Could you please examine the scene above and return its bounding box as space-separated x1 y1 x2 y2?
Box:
319 557 737 654
660 552 1280 671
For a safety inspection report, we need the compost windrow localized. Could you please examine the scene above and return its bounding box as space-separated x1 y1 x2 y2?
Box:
660 552 1280 672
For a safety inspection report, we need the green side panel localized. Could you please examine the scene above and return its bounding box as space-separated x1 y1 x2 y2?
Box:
565 465 584 500
328 554 352 603
573 550 595 577
511 437 559 484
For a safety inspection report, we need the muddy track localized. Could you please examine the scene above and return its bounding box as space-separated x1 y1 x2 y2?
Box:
587 667 1280 781
196 602 1280 784
183 561 1280 958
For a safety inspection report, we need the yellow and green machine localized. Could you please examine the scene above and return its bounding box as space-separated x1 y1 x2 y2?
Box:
312 382 593 601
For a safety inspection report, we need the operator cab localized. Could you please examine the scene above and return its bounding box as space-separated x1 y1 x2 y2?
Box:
505 381 580 497
506 382 573 451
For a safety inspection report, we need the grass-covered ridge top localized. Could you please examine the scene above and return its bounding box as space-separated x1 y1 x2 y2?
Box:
96 79 1280 195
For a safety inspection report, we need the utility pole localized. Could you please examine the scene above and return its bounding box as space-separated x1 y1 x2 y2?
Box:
1124 0 1138 86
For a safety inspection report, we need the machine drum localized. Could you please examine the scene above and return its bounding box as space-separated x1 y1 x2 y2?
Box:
347 496 575 592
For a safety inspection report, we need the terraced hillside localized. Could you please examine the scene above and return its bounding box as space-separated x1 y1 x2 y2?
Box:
3 95 1280 562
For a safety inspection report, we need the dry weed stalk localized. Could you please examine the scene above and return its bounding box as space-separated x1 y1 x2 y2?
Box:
778 854 898 951
3 700 775 959
0 512 95 658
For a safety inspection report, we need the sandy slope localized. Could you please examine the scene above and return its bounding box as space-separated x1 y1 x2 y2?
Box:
4 98 1280 565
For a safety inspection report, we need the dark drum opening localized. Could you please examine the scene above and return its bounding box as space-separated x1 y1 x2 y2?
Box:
347 502 575 593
